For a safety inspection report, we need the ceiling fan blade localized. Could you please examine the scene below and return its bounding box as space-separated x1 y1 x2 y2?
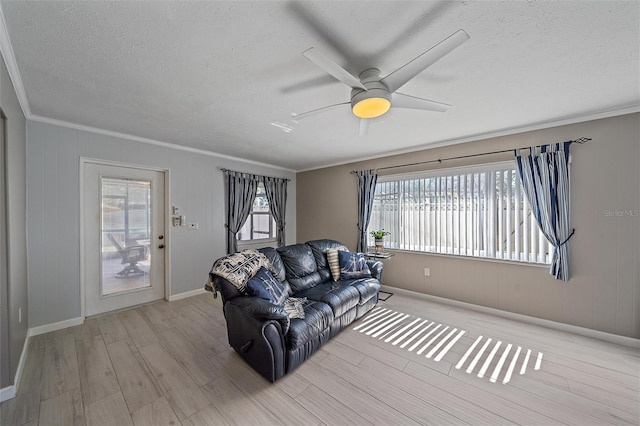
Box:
359 118 370 136
392 93 450 112
381 30 470 93
292 102 350 122
280 74 337 94
303 48 367 90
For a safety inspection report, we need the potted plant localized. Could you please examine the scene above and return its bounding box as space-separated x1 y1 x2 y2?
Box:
370 229 390 252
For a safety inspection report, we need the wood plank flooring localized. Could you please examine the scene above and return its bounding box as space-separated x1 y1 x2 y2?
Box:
1 291 638 425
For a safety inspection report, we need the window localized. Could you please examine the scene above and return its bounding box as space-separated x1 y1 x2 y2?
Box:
367 161 552 264
237 182 276 242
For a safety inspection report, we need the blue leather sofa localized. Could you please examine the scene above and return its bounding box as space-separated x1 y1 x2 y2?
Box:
207 239 382 382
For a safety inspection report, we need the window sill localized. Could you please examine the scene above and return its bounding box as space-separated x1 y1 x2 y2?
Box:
379 248 551 269
237 239 278 251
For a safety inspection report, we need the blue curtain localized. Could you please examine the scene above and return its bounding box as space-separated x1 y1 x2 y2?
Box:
224 170 259 254
355 169 378 252
515 142 574 281
263 176 288 247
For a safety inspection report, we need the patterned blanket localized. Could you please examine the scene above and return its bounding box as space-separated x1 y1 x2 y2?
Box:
205 249 275 293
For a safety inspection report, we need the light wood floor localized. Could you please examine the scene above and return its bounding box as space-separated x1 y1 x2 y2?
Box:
1 291 638 425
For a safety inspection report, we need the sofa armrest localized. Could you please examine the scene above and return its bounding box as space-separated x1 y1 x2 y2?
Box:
366 260 384 281
223 298 289 382
225 296 290 335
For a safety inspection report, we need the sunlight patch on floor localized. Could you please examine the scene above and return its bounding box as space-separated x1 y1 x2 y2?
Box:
355 307 544 385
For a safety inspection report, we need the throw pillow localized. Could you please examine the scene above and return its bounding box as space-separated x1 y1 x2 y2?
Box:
337 251 372 280
326 248 342 281
245 266 291 306
283 297 306 319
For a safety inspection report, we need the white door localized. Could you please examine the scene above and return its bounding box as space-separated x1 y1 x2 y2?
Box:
83 162 166 316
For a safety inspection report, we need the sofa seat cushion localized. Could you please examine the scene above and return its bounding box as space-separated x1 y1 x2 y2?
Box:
295 282 360 318
287 301 334 349
338 277 381 304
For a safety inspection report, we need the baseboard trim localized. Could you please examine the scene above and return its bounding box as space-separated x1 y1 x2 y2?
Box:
0 384 16 402
381 285 640 349
0 331 30 402
12 332 30 392
29 317 84 337
168 288 208 302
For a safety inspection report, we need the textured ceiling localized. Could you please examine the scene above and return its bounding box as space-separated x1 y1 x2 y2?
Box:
1 1 638 171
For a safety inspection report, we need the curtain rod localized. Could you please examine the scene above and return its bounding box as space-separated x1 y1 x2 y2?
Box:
220 168 291 182
351 137 591 173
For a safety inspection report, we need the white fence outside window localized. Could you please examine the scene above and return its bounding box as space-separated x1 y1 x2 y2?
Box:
367 161 552 264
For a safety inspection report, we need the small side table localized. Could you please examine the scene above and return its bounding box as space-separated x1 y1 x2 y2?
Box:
364 252 394 300
364 251 395 260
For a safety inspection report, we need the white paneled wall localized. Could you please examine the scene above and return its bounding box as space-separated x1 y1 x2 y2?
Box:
26 120 296 328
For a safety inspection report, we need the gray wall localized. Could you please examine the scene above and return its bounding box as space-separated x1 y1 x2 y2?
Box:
0 53 28 388
26 120 296 328
297 113 640 339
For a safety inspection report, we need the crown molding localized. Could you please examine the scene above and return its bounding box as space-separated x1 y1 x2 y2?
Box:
0 3 31 118
29 114 296 173
296 104 640 173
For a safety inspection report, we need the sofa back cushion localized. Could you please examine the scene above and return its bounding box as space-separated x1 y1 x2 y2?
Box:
287 273 323 293
277 244 322 292
305 239 349 270
258 247 287 283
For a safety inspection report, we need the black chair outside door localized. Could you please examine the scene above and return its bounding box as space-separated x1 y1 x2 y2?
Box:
107 233 147 278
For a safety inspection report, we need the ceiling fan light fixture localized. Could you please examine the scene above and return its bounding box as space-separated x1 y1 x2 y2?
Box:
352 97 391 118
351 85 391 119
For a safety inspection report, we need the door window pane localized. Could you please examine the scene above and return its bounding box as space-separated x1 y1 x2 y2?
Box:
101 177 152 295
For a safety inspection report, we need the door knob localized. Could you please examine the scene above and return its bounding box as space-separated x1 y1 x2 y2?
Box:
158 235 164 240
158 244 165 249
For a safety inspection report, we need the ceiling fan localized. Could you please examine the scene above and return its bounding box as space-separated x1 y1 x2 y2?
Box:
292 30 470 136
